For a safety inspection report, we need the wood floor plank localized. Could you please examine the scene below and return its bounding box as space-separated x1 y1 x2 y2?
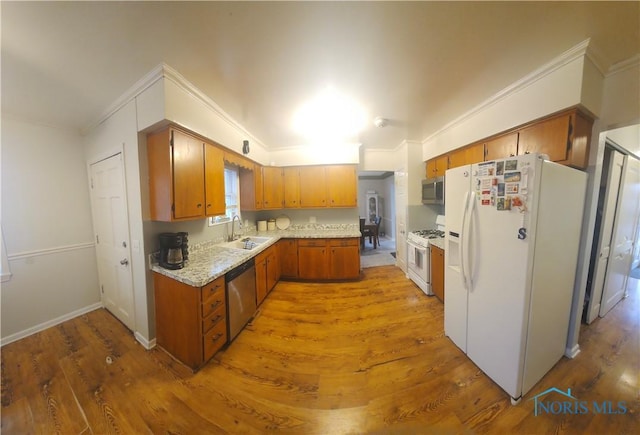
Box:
1 266 638 433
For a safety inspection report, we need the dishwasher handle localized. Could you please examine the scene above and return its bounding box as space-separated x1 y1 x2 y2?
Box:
225 258 256 282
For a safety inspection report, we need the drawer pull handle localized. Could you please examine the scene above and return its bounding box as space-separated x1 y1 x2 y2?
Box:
212 333 223 342
210 314 222 325
210 300 222 310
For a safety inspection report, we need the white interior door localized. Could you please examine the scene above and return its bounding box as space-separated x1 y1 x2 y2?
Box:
89 153 135 330
600 155 640 316
586 150 625 323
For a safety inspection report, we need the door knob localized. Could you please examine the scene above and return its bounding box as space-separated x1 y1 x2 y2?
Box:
120 258 129 266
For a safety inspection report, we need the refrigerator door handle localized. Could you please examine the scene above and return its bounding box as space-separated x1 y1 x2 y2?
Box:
460 191 470 290
466 192 476 290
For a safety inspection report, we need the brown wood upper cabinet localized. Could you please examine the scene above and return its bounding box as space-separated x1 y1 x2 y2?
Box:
283 167 301 208
425 108 593 172
425 155 448 178
147 127 225 222
485 132 518 161
204 144 226 217
426 155 449 178
262 166 285 209
518 114 571 161
448 142 485 170
239 164 263 211
518 110 591 169
299 166 328 207
326 165 358 207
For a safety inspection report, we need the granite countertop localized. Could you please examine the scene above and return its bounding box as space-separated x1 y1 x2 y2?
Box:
429 236 445 250
150 226 361 288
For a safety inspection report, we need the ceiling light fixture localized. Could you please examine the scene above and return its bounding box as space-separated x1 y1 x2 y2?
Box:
293 86 366 144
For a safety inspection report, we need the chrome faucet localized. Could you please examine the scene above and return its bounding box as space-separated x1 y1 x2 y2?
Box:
229 215 243 241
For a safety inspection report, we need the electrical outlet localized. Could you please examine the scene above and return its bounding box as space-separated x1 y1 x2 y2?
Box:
309 216 316 223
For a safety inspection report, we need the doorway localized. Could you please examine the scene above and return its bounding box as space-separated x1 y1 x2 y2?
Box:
584 144 640 323
358 171 396 267
89 153 135 330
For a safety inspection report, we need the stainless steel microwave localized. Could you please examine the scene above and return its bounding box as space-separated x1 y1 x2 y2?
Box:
422 176 445 205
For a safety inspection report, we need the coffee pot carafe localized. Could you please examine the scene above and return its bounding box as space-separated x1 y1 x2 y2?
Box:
159 232 186 270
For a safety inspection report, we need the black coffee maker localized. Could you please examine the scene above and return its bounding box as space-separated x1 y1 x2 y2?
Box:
159 232 187 269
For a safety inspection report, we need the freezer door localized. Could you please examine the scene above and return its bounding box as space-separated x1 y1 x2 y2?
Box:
444 165 471 352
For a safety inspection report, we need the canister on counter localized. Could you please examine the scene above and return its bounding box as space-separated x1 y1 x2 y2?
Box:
257 220 267 232
267 218 276 231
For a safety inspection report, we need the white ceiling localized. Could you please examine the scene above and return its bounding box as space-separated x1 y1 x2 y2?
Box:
2 1 639 151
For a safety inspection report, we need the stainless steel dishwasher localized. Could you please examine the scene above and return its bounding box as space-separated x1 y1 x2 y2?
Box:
226 258 257 342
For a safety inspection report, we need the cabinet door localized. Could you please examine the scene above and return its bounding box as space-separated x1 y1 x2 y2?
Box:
153 273 202 369
298 241 328 279
559 111 592 169
283 167 300 208
485 133 518 161
278 239 298 278
255 256 267 305
266 251 279 293
263 167 284 209
518 114 571 162
329 239 360 279
434 155 448 177
326 165 357 207
466 143 485 165
254 164 264 209
299 166 327 207
204 143 226 217
448 148 466 170
427 155 449 177
431 245 445 303
172 129 206 219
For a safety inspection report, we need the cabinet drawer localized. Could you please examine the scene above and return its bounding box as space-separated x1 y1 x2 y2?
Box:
328 238 358 247
201 277 225 303
202 303 226 334
203 319 227 362
298 239 327 247
201 290 225 319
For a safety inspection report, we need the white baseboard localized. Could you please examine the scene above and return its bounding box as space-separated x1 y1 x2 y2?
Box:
1 302 103 347
135 331 156 350
565 344 581 359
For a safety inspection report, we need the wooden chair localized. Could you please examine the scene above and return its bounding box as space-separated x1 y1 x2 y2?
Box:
363 216 381 249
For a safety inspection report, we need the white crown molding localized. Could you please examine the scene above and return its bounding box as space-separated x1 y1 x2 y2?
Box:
82 64 165 135
82 63 269 152
422 39 592 145
161 65 268 151
606 54 640 77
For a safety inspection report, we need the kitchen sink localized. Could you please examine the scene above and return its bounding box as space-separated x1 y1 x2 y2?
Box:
222 236 272 250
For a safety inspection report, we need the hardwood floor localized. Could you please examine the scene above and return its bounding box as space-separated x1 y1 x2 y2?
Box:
2 265 638 433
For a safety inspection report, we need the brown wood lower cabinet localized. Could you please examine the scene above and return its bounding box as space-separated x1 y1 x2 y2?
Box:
298 238 360 280
154 273 227 370
430 245 444 303
278 239 299 278
255 245 279 305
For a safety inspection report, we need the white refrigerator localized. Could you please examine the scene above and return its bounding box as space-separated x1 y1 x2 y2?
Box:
444 153 587 402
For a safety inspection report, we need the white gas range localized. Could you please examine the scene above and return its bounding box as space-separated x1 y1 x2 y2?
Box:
407 215 445 295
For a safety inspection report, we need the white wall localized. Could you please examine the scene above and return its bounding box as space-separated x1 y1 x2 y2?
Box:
84 100 152 346
1 116 100 344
